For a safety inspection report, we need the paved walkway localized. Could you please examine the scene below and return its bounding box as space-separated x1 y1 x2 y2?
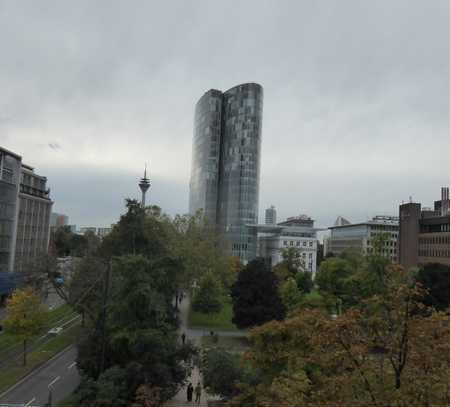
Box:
164 296 211 407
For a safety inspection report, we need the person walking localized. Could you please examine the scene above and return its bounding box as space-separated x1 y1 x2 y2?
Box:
181 332 186 345
187 383 193 402
194 382 202 404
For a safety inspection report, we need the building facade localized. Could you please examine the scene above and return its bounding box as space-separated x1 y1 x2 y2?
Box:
265 205 277 225
14 164 53 272
0 147 21 272
0 147 52 274
189 83 263 263
253 215 319 277
327 215 399 263
399 188 450 269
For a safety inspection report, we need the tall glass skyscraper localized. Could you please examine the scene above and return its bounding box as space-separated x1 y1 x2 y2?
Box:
189 83 263 263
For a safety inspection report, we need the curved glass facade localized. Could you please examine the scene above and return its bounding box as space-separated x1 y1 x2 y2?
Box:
189 89 223 223
218 83 263 261
189 83 263 263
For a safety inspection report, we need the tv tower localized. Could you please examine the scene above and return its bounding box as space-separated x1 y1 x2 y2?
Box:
138 165 150 207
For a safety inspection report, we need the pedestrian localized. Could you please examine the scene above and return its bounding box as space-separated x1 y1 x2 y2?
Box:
181 332 186 345
187 382 193 402
195 382 202 404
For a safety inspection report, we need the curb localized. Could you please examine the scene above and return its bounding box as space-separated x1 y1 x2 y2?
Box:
0 344 76 400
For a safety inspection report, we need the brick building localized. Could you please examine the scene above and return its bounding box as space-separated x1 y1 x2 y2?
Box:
399 187 450 269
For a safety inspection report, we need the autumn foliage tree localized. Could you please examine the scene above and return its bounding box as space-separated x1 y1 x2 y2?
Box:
230 265 450 406
3 288 48 365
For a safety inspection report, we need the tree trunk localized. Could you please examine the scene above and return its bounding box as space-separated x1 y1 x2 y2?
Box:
23 339 27 366
395 372 401 389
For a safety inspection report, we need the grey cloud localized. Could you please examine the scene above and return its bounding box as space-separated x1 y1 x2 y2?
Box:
1 0 450 227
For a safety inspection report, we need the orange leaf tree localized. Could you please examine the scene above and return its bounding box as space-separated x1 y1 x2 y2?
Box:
231 265 450 406
3 287 48 366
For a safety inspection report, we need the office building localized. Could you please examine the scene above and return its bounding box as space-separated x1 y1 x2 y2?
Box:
189 83 263 262
252 215 320 277
265 205 277 225
0 147 53 273
327 215 399 262
0 147 22 273
14 164 53 272
399 187 450 269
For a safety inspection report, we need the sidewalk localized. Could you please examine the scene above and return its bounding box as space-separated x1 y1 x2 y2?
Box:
164 296 209 406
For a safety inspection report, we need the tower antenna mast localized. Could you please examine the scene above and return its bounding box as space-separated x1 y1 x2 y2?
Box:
138 164 150 207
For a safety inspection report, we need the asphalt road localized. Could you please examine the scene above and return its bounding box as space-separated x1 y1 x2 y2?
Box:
0 346 80 406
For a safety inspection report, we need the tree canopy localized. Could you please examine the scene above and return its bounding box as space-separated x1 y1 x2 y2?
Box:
416 262 450 311
231 258 285 329
230 265 450 406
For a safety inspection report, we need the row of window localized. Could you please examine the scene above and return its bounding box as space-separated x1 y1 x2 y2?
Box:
419 250 450 258
367 247 397 255
370 232 398 238
367 239 397 247
420 224 450 233
283 240 314 248
419 235 450 245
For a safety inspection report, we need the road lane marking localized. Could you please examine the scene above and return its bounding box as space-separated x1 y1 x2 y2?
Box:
68 361 77 369
24 397 36 407
48 376 60 388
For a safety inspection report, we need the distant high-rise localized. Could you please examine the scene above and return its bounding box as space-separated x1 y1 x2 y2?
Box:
265 205 277 225
189 83 263 262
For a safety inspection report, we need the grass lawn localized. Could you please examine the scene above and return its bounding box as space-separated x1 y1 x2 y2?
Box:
303 289 323 301
201 335 249 352
0 323 81 394
188 299 238 331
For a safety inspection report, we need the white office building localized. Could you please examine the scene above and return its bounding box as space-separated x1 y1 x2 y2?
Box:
251 215 320 277
327 215 399 262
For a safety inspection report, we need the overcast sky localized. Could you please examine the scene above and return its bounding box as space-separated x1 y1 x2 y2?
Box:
2 1 450 228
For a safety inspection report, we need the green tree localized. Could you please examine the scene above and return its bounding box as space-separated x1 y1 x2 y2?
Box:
201 348 245 400
3 288 47 365
231 258 285 329
314 256 356 306
416 263 450 311
279 277 303 313
295 271 313 294
76 255 195 403
192 271 223 314
273 247 304 282
168 211 232 293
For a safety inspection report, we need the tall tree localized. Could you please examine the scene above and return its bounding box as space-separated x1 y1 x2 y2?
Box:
192 271 223 314
231 258 285 329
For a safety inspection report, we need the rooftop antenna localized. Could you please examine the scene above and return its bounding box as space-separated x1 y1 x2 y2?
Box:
138 163 151 207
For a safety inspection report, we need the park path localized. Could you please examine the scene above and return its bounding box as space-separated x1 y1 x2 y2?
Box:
164 295 209 407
